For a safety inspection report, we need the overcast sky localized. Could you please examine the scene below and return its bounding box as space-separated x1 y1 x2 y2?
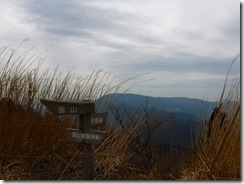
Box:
0 0 240 101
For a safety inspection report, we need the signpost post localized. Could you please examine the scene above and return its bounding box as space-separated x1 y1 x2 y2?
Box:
40 99 107 180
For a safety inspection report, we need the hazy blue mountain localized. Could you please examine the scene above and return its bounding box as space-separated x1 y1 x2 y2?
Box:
98 93 216 149
99 93 216 117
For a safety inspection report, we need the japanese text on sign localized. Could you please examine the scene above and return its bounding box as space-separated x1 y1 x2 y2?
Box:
58 106 78 114
91 118 103 125
70 106 78 113
71 132 101 140
58 106 65 113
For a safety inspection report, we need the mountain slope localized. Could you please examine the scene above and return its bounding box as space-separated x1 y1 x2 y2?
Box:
100 93 215 117
98 93 216 148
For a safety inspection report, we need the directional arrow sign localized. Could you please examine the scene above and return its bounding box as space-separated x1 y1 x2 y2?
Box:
91 112 108 127
40 99 95 115
66 128 106 145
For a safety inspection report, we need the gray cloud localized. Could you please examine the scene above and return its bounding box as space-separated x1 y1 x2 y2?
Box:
222 18 240 41
24 0 116 35
23 0 174 48
0 0 240 101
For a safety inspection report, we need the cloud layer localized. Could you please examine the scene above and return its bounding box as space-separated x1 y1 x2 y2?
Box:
0 0 240 100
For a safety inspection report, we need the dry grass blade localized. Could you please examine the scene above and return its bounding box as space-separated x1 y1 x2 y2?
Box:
210 105 240 172
0 43 140 180
180 55 240 180
0 43 240 180
59 146 83 179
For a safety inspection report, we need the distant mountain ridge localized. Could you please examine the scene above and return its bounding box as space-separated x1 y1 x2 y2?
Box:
100 93 216 118
98 93 216 149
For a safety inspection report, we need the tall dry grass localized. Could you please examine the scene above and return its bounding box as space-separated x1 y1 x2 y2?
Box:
0 44 180 180
0 44 240 180
180 55 240 180
0 44 138 179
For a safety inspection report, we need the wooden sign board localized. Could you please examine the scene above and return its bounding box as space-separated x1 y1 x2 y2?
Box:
40 99 95 115
91 112 108 127
67 128 106 145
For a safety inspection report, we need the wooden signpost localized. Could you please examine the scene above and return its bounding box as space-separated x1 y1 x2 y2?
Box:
40 99 107 180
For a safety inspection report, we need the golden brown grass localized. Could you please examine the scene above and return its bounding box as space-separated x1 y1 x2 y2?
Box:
0 45 240 180
180 56 240 180
0 45 137 180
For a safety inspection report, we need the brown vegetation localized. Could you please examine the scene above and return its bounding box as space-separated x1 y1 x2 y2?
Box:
0 45 240 180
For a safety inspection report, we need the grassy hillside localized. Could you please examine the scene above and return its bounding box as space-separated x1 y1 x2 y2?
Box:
0 46 240 180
